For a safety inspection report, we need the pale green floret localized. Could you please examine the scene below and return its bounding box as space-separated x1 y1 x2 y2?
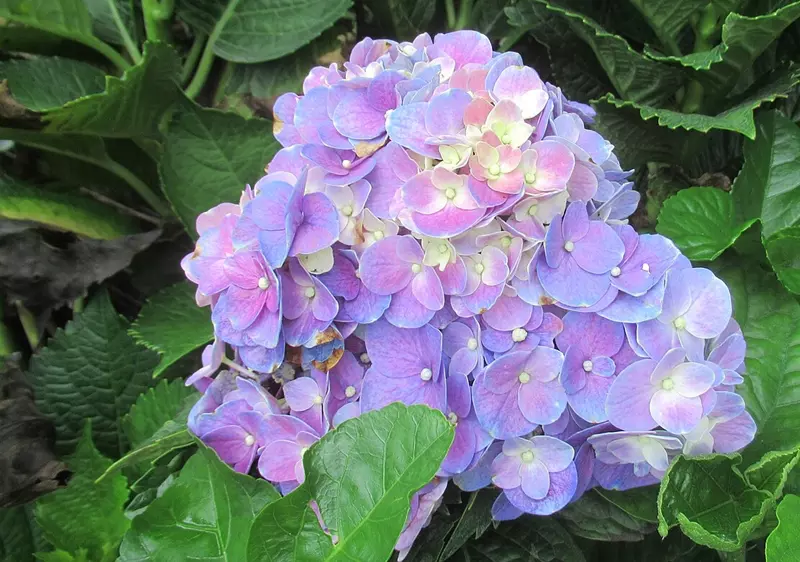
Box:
521 450 535 463
564 241 575 252
673 317 686 330
512 328 527 342
411 263 422 274
518 371 531 384
304 286 316 298
258 276 270 290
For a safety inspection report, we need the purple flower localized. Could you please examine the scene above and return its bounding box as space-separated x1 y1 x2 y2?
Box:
606 348 716 434
491 436 577 515
258 414 321 486
194 393 267 473
473 347 566 438
683 391 756 455
450 246 509 315
402 167 484 237
441 318 483 377
440 373 490 476
281 259 338 346
284 370 329 435
589 430 683 488
325 351 365 421
480 295 563 356
395 478 449 561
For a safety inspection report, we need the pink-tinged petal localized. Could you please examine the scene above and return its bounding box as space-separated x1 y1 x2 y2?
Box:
492 66 546 116
532 140 576 192
474 373 535 439
606 360 658 430
360 367 446 412
259 439 302 482
489 169 524 194
556 312 624 357
711 411 756 453
386 103 440 158
491 453 523 489
708 333 746 371
518 377 567 425
437 258 468 295
432 30 492 67
359 236 414 295
650 391 703 434
317 251 359 300
366 320 441 378
281 272 309 320
505 464 578 515
225 285 267 330
480 246 510 286
683 269 732 338
442 418 478 475
572 221 625 274
458 282 504 315
333 88 387 140
290 193 339 255
650 348 687 383
450 348 479 377
367 70 403 112
569 374 614 423
519 459 550 499
529 436 574 473
284 376 321 411
567 161 599 201
384 283 437 328
486 99 523 127
223 251 264 289
561 201 590 241
670 362 715 398
482 294 532 331
364 142 420 219
464 97 493 126
412 204 485 238
425 88 471 135
636 318 679 360
402 171 448 214
660 268 694 319
537 256 611 308
467 175 509 207
310 282 339 323
412 266 445 311
613 234 679 296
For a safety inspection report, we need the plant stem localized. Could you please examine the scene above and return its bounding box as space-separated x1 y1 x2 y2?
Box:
455 0 474 30
181 34 207 84
0 301 14 358
79 188 162 225
91 39 132 72
104 160 172 217
681 5 719 113
142 0 176 43
212 61 234 106
15 302 39 350
184 39 217 99
221 356 258 378
108 0 142 63
72 297 85 314
445 0 457 29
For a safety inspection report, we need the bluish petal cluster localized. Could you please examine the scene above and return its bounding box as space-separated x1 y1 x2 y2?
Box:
181 30 754 556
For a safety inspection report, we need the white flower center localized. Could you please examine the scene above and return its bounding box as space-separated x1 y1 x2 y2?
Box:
312 394 323 405
511 328 528 343
521 450 534 463
642 263 650 272
345 385 357 398
583 360 593 372
341 205 353 217
258 276 270 290
673 317 686 330
564 241 575 252
341 159 352 169
304 286 316 299
518 371 531 384
445 187 456 200
244 434 255 446
360 353 370 363
447 412 458 424
610 266 621 277
467 338 478 350
420 368 433 381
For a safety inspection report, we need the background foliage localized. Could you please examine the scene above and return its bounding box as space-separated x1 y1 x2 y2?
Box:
0 0 799 561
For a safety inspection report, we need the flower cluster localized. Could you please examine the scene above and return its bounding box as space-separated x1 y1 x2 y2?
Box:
181 30 755 557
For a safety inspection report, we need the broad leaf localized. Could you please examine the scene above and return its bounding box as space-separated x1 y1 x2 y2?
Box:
29 291 159 457
765 227 800 294
249 403 454 561
122 379 198 447
595 486 659 523
360 0 434 40
129 282 213 377
160 103 279 233
745 448 800 498
34 425 129 562
100 428 195 480
628 0 706 52
0 507 35 562
44 42 180 137
557 491 653 541
540 0 684 105
177 0 352 63
766 494 800 561
656 187 756 261
0 57 106 111
0 181 138 240
118 445 280 562
716 261 800 464
459 517 586 562
582 531 718 561
82 0 136 46
439 489 498 560
658 454 773 551
602 65 800 139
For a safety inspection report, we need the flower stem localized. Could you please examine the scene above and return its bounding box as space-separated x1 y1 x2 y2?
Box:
681 5 719 114
91 39 132 72
455 0 474 30
181 34 207 84
108 0 142 63
445 0 457 29
142 0 175 43
104 160 172 217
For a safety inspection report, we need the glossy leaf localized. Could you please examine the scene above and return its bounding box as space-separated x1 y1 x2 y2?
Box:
557 491 653 542
766 494 800 561
0 57 106 111
29 291 159 457
765 227 800 294
361 0 434 40
459 517 586 562
83 0 136 46
129 282 213 377
177 0 352 63
122 379 198 447
595 486 659 523
628 0 706 51
745 448 800 498
34 425 129 562
160 103 279 233
118 446 279 561
657 187 755 260
439 489 498 560
658 454 773 551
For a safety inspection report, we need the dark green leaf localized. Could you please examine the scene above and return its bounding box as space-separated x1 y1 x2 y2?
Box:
439 489 498 560
766 494 800 561
658 454 774 551
122 379 198 447
247 485 334 562
0 180 138 239
100 429 194 480
44 42 181 138
460 517 586 562
765 227 800 294
35 549 88 562
745 448 800 498
160 103 279 233
583 530 718 562
557 490 653 541
0 507 35 562
628 0 706 52
0 57 106 111
539 0 685 105
715 259 800 464
656 187 756 261
595 486 659 523
34 425 129 562
82 0 136 46
29 291 159 457
177 0 353 63
118 445 279 562
361 0 434 40
129 282 213 377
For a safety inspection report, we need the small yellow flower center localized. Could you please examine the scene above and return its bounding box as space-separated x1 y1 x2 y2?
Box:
488 164 501 176
420 368 433 381
583 360 593 372
501 236 512 248
521 450 535 463
342 205 353 217
411 263 422 274
673 317 687 330
360 353 370 363
373 230 385 240
474 263 485 274
610 266 621 277
304 287 316 298
341 159 352 169
312 394 323 405
345 385 357 398
244 434 255 446
518 372 531 384
467 338 478 350
524 172 536 184
438 243 449 254
445 187 457 200
661 378 675 391
258 276 270 290
564 241 575 252
502 134 513 144
512 328 527 343
527 203 538 216
447 412 458 424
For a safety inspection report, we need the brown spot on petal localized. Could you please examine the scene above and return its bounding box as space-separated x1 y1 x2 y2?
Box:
273 119 284 136
314 347 344 373
539 296 556 306
353 138 386 158
285 345 303 366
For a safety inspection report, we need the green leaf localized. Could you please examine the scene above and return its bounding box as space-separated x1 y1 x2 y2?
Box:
0 507 35 562
118 445 279 562
123 379 198 447
360 0 433 40
177 0 353 64
439 489 498 560
249 403 454 561
656 187 756 260
43 42 181 138
129 282 213 377
0 180 138 239
628 0 706 52
766 494 800 561
29 291 159 457
100 429 195 481
82 0 135 46
246 485 334 562
459 517 586 562
595 486 659 523
227 27 344 99
602 65 800 139
745 448 800 498
657 454 774 551
556 490 653 541
539 0 685 105
0 57 106 111
715 261 800 464
160 103 279 233
35 425 129 562
765 227 800 294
